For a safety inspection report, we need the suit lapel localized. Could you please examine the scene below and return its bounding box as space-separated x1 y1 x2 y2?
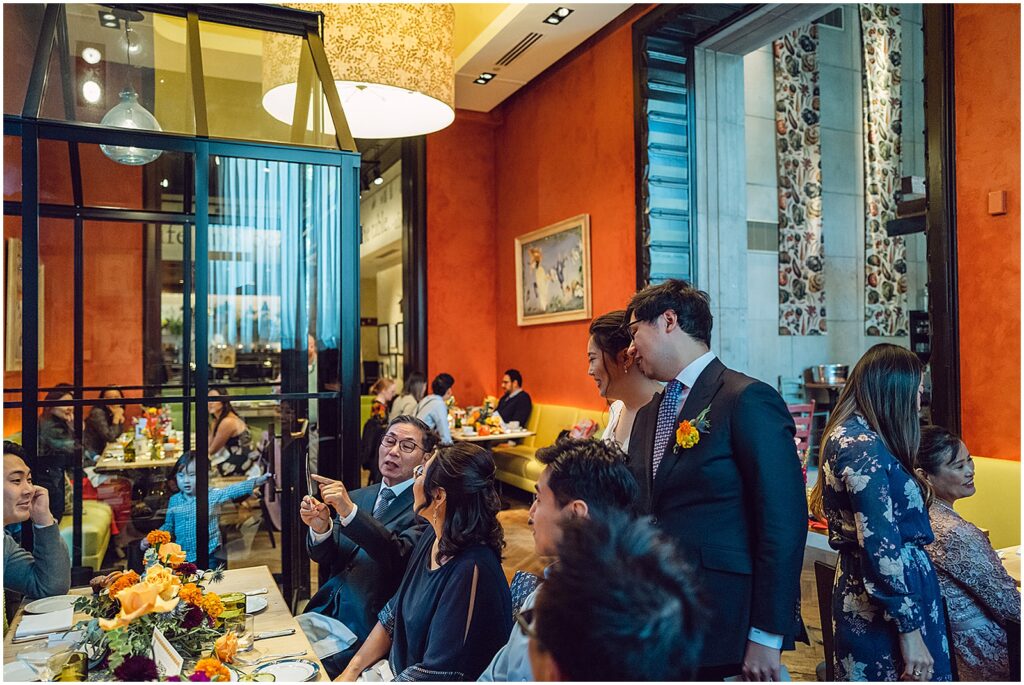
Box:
652 358 727 498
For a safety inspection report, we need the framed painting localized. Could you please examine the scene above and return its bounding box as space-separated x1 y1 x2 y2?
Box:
377 324 389 356
514 214 591 326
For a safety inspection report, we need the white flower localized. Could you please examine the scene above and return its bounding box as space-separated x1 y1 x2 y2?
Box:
878 554 904 579
840 655 868 681
842 591 877 621
823 462 840 489
904 479 924 511
882 499 895 523
898 596 915 617
843 467 870 494
854 512 873 540
930 601 939 624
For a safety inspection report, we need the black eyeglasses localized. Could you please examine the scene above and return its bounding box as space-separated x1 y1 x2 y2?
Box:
625 318 643 341
381 434 425 454
515 608 537 639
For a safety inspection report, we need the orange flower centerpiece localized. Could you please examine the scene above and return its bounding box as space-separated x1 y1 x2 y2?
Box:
73 531 232 680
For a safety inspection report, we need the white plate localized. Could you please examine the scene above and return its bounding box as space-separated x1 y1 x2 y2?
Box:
23 595 78 614
3 661 39 682
246 595 268 614
253 658 320 682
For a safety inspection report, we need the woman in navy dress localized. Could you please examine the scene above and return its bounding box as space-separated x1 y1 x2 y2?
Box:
340 442 512 681
809 344 951 681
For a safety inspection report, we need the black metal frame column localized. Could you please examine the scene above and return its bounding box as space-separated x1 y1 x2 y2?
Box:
401 137 428 377
922 5 961 433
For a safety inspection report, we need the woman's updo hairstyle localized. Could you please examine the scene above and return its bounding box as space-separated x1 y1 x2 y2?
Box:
589 310 631 359
421 442 505 562
917 425 963 476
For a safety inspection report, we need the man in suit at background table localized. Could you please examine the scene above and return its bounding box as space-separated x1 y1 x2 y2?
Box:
299 416 439 679
625 279 807 681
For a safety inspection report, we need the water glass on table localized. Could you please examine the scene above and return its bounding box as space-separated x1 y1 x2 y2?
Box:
226 613 256 651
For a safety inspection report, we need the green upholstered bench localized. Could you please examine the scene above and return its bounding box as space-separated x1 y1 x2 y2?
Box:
60 499 114 571
954 455 1020 549
492 403 607 493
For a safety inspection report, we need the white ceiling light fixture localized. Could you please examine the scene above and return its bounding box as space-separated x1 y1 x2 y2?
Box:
81 79 102 103
262 3 455 139
81 46 102 64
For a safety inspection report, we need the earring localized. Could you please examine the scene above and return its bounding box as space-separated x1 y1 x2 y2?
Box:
432 509 438 526
623 365 629 374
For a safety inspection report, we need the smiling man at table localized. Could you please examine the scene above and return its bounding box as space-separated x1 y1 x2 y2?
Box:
298 416 438 679
3 441 71 605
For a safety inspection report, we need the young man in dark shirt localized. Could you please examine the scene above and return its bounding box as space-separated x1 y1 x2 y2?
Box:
495 369 532 427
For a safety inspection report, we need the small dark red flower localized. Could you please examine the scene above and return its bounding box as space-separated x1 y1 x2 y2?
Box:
182 605 204 629
175 562 199 577
189 672 211 682
113 655 159 681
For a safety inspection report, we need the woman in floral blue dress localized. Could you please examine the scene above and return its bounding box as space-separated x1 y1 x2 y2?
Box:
809 344 951 681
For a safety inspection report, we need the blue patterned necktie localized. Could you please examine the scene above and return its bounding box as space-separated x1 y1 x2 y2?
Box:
652 379 684 479
373 487 396 520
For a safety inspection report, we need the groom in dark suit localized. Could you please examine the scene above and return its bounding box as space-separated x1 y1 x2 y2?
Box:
300 416 438 678
625 279 807 681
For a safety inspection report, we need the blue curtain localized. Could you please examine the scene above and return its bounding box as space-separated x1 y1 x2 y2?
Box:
211 159 341 352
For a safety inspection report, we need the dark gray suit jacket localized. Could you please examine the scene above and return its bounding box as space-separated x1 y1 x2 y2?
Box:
627 357 807 668
306 483 427 649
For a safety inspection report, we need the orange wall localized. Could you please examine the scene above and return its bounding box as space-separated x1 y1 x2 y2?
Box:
426 113 499 405
4 141 144 437
426 8 645 411
953 5 1021 461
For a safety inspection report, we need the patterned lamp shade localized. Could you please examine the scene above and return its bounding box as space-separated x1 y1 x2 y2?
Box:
262 3 455 139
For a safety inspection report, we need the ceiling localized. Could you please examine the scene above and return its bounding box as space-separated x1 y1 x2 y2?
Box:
452 3 632 112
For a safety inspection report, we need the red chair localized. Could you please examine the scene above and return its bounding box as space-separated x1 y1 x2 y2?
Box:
788 401 816 481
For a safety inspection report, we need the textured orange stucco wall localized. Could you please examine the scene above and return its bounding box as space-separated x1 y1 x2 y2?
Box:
953 4 1021 460
426 10 646 410
426 113 500 406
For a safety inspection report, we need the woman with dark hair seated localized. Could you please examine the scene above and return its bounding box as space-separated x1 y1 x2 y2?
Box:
339 442 512 681
208 387 259 477
917 426 1020 681
84 385 126 461
37 383 76 522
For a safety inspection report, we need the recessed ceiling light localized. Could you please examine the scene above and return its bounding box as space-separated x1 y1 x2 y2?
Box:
544 8 574 24
373 176 383 186
81 47 102 64
160 178 169 188
81 80 102 104
474 72 496 85
102 13 115 21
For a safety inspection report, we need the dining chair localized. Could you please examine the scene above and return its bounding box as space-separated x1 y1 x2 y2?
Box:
788 401 816 476
813 560 837 682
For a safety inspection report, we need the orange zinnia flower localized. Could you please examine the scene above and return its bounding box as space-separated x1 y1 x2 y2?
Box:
675 420 700 449
98 583 179 631
202 592 224 619
146 530 171 546
193 658 230 682
107 570 141 598
180 583 203 606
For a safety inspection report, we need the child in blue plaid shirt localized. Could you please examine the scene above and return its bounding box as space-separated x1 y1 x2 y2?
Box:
143 452 271 567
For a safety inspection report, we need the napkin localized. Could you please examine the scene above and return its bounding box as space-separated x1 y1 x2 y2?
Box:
295 612 357 658
15 607 74 639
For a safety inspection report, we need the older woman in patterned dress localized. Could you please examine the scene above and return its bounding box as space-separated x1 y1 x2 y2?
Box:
917 426 1020 681
809 344 951 681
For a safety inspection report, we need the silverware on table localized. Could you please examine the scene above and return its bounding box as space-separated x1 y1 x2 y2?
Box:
254 650 307 665
244 588 268 596
254 629 295 641
10 633 48 644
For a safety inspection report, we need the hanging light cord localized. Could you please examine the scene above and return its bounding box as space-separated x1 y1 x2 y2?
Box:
124 20 132 70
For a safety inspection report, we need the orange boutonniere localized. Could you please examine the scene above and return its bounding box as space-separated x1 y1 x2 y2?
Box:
674 406 711 453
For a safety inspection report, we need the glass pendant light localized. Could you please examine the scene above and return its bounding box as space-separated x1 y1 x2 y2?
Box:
100 18 163 165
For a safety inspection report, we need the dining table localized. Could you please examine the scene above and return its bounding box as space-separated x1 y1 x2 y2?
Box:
3 565 326 681
94 435 195 473
454 430 534 443
997 545 1020 585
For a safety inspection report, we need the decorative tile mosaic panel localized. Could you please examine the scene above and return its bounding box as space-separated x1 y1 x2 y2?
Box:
774 25 826 335
860 4 907 336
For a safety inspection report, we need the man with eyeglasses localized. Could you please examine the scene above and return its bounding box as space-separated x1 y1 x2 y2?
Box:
479 438 638 682
297 415 439 679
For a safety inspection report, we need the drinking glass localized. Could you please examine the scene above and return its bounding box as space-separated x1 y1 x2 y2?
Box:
227 613 256 651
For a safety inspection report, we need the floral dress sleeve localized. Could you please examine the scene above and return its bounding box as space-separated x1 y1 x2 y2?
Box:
835 443 924 633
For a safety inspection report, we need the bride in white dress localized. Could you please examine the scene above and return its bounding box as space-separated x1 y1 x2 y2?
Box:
587 310 663 451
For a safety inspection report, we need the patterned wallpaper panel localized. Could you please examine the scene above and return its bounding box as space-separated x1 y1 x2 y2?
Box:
774 25 826 335
860 4 907 336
